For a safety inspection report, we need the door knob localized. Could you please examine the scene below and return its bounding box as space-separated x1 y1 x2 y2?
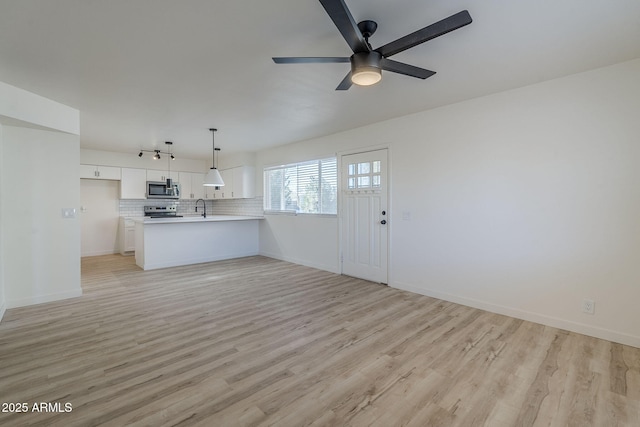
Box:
381 220 387 225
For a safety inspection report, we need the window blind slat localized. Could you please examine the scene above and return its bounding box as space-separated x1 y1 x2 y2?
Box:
264 157 337 214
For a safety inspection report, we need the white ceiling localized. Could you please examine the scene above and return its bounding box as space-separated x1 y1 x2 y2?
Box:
1 0 639 160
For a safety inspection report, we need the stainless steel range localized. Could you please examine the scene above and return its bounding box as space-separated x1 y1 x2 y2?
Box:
144 205 182 218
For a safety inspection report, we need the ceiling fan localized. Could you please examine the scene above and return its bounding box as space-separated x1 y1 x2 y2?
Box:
273 0 472 90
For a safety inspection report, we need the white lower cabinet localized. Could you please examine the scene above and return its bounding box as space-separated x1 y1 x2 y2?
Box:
119 217 136 255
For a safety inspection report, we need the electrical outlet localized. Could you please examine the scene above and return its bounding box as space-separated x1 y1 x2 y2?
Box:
582 299 595 315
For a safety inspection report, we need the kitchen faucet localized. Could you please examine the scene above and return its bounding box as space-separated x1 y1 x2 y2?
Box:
195 199 206 218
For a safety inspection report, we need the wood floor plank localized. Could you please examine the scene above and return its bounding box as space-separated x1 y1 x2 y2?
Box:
0 254 639 426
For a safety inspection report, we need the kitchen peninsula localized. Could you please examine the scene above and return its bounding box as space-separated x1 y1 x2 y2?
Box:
134 215 262 270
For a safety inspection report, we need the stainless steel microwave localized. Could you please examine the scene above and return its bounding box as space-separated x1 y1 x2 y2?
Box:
146 180 180 199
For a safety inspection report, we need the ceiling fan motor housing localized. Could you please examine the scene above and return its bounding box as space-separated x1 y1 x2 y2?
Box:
351 51 382 85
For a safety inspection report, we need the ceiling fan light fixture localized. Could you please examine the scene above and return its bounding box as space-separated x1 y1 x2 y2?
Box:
351 67 382 86
350 51 382 86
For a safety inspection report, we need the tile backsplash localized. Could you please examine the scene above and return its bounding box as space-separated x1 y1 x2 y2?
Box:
211 197 264 216
119 197 263 218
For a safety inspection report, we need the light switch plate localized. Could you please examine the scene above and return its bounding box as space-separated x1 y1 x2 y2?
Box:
62 208 77 219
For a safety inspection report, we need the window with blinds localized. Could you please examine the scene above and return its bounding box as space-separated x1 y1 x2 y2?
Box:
264 157 337 214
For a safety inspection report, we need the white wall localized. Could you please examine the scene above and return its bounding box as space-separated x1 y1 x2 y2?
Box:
0 124 5 320
2 126 82 307
256 58 640 348
0 81 79 135
391 59 640 348
256 143 343 273
0 81 81 310
217 151 256 171
81 180 120 256
259 214 339 273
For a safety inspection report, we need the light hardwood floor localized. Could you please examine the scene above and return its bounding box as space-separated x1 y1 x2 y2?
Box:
0 255 639 426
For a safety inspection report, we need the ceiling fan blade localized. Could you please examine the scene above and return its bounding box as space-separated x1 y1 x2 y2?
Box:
336 71 353 90
380 58 436 79
319 0 370 53
375 10 472 58
273 57 350 64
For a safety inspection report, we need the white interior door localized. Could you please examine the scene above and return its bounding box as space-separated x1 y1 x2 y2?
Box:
341 149 388 283
80 179 120 257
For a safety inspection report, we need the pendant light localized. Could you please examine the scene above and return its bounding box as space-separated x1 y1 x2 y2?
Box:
165 141 173 187
203 128 224 187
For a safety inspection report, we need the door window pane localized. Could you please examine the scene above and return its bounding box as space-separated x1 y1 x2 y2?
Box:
358 162 371 174
358 176 371 187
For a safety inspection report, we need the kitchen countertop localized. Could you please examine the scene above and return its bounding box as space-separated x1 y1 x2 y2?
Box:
133 215 264 225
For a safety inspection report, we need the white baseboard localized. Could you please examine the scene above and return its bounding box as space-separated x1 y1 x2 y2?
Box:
6 288 83 309
392 281 640 349
259 251 340 274
81 249 119 257
0 300 6 322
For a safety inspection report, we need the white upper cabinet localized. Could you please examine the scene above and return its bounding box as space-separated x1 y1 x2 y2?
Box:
212 166 254 199
178 172 205 199
191 173 205 200
231 166 255 199
217 169 233 199
79 161 248 200
178 172 192 199
80 164 121 180
120 168 147 199
146 169 172 182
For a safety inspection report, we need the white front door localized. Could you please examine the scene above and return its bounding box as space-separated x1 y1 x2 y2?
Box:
341 149 388 283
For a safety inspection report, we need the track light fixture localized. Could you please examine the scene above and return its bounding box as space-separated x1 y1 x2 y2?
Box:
137 142 177 186
137 142 176 160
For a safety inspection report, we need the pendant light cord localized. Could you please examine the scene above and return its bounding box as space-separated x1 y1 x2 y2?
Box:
209 128 217 169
